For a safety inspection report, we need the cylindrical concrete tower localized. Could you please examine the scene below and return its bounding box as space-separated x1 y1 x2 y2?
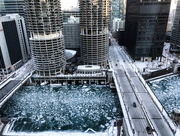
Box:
79 0 110 67
25 0 66 76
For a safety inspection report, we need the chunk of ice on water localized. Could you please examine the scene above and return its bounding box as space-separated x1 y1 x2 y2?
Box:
23 121 27 124
112 107 117 112
1 84 122 132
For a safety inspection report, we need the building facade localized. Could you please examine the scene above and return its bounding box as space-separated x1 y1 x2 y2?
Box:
62 10 80 23
63 16 81 56
79 0 110 67
170 0 180 53
111 0 124 19
0 14 29 75
0 0 25 16
112 18 125 32
25 0 66 76
125 0 170 61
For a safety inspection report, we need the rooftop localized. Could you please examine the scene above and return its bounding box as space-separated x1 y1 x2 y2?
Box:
77 65 101 71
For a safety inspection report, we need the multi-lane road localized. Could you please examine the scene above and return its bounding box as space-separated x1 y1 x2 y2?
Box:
109 41 174 136
0 59 35 108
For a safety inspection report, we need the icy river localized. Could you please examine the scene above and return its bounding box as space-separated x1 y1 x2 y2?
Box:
0 84 122 135
148 74 180 115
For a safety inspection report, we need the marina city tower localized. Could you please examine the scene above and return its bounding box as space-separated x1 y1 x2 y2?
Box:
79 0 110 67
25 0 66 76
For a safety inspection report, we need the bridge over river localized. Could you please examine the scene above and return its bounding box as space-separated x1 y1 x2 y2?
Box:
109 41 178 136
0 59 34 108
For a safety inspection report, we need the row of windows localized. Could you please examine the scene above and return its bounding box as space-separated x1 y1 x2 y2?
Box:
137 37 165 40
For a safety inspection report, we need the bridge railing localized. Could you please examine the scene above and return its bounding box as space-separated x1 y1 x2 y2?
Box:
121 64 156 135
118 44 177 134
114 73 135 136
130 58 177 133
0 73 32 108
108 57 134 136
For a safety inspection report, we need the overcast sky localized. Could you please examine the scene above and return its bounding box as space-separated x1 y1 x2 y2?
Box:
61 0 78 10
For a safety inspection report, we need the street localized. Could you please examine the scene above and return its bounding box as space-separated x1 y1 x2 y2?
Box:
109 40 174 136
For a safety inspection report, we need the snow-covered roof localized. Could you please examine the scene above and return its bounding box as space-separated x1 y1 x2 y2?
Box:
65 49 77 60
77 65 101 71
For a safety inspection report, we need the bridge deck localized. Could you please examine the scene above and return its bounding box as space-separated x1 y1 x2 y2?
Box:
0 80 21 101
109 43 174 136
0 60 34 108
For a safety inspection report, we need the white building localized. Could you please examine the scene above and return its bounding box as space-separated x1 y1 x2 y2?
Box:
0 14 30 75
112 18 125 32
77 65 101 74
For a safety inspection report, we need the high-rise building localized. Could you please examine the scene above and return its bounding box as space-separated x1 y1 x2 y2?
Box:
170 0 180 53
79 0 110 67
111 0 124 19
25 0 66 76
0 0 32 46
0 14 29 75
63 16 81 56
62 10 80 23
0 0 25 16
112 18 125 32
166 0 177 32
125 0 170 61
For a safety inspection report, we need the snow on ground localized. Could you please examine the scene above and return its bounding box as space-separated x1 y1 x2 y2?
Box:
134 61 147 71
175 126 180 136
134 60 172 74
134 43 179 74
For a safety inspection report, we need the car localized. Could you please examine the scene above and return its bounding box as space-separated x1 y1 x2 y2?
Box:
116 64 117 66
146 126 152 134
133 102 136 107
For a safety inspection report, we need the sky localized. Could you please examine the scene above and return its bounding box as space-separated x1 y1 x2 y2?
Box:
61 0 78 10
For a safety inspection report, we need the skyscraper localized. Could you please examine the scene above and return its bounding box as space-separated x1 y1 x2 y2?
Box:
79 0 110 67
170 0 180 53
62 10 80 23
0 0 25 16
111 0 124 19
25 0 66 76
125 0 170 61
63 16 81 56
0 14 29 75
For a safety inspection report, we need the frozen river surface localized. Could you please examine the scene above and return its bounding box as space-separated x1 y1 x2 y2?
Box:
148 74 180 115
0 85 122 133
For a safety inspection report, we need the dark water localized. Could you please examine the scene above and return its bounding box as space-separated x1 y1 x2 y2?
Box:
148 74 180 114
0 85 122 133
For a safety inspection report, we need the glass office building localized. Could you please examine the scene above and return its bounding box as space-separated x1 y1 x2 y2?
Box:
0 0 25 16
125 0 170 61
